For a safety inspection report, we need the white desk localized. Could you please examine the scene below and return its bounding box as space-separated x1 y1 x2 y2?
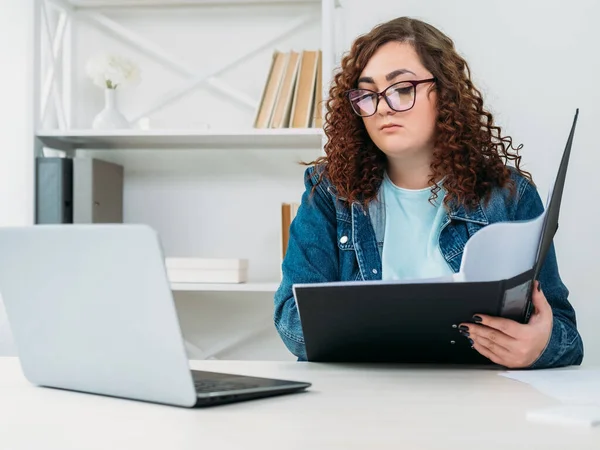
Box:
0 357 598 449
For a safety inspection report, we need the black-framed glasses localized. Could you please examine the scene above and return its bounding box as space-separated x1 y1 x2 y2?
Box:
346 78 436 117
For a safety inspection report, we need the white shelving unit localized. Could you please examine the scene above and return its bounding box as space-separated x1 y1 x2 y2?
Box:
170 281 279 292
35 0 340 137
36 128 325 150
65 0 322 6
33 0 344 360
34 0 340 285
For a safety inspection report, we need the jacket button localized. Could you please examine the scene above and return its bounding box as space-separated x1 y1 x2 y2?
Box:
372 269 378 274
339 236 348 244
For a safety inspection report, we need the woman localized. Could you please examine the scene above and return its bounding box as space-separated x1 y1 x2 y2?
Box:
273 17 583 368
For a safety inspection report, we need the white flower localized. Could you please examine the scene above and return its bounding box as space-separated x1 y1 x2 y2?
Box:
86 54 141 90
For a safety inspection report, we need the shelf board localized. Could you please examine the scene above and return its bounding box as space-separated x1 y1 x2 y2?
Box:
63 0 320 8
36 128 324 151
170 281 280 292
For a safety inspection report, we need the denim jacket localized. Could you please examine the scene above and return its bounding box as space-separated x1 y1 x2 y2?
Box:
274 165 584 368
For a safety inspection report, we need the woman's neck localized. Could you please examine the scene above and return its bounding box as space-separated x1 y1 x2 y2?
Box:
386 149 436 190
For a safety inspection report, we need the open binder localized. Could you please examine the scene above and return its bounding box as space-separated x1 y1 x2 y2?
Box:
293 109 579 363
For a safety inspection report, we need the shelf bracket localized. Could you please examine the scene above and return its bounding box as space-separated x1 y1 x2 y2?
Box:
199 318 273 360
45 0 75 13
126 13 317 123
79 11 262 117
182 338 209 360
41 1 69 130
182 319 270 361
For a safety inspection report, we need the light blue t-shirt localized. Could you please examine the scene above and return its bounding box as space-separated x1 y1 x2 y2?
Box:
381 173 454 281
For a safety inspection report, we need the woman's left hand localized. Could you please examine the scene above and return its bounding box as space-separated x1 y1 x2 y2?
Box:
459 281 553 368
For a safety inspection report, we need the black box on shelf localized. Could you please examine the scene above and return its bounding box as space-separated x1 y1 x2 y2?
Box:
35 156 124 225
35 157 73 224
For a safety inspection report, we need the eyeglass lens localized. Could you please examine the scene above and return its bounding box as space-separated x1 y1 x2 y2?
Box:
349 82 415 116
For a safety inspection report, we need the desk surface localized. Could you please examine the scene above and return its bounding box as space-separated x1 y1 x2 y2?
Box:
0 357 598 449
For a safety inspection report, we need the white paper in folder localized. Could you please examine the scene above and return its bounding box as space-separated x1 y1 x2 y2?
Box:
456 207 547 282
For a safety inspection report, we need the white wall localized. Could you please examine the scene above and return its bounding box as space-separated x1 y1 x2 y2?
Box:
0 0 35 355
338 0 600 364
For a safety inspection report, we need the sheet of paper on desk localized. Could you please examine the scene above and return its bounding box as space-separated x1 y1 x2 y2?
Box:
501 369 600 427
526 405 600 427
500 369 600 405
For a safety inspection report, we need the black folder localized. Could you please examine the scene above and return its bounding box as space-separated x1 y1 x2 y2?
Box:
293 109 579 364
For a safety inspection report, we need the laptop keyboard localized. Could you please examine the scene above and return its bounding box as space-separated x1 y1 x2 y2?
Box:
193 380 259 393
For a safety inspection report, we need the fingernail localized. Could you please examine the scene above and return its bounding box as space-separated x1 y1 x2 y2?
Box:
468 338 474 347
459 330 470 337
537 282 541 292
472 315 482 323
459 325 469 332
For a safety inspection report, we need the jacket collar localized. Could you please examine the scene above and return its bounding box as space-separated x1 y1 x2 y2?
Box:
327 178 490 225
447 199 489 225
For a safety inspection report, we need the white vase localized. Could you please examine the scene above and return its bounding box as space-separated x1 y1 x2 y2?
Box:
92 89 130 130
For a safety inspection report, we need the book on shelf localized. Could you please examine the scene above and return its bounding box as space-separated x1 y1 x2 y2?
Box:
289 50 320 128
165 257 248 284
280 202 300 278
270 50 301 129
253 51 288 129
254 49 323 129
312 50 323 128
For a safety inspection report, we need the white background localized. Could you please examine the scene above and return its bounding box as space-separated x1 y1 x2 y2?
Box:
341 0 600 365
1 0 598 364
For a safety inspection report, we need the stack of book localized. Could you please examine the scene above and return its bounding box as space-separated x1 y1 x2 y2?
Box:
166 258 249 284
254 49 323 129
35 157 124 225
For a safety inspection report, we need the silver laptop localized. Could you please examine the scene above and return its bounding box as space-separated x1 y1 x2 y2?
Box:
0 224 310 407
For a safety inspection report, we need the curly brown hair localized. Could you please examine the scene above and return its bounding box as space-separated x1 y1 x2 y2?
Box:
310 17 531 208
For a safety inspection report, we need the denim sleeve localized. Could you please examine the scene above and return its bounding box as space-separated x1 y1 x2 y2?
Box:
514 179 584 368
273 167 339 360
